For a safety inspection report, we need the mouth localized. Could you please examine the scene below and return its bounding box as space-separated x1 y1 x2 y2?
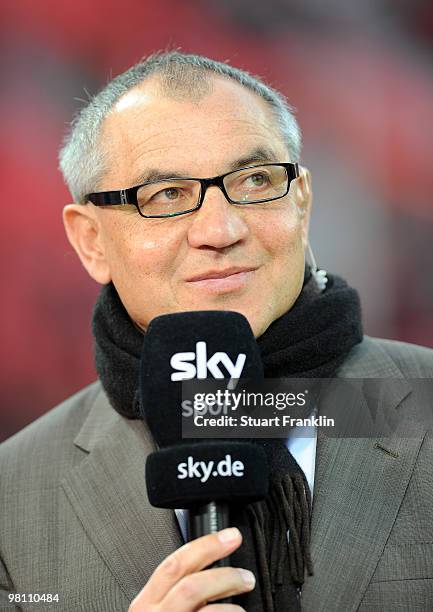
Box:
185 266 258 292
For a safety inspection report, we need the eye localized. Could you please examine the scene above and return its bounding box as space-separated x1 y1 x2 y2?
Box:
162 187 180 200
249 173 269 187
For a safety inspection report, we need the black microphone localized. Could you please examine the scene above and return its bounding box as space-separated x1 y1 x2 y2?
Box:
140 311 267 568
146 441 269 555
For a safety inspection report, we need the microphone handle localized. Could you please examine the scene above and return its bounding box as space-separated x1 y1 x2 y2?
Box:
188 502 232 603
188 501 230 566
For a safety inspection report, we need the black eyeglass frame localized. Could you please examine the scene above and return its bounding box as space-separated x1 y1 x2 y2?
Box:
85 162 300 218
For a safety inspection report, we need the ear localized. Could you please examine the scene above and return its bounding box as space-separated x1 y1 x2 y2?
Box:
293 165 312 249
62 204 112 284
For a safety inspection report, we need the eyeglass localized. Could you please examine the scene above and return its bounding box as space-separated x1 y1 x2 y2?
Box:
85 162 299 218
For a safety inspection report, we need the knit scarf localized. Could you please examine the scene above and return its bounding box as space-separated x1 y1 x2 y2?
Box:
93 267 363 611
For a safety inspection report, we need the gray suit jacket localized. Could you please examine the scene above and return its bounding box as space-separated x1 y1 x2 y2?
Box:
1 336 433 611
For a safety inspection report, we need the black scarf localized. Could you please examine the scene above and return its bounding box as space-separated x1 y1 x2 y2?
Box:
93 267 363 611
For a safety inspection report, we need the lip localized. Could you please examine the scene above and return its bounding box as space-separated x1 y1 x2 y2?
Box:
185 266 258 292
186 267 257 282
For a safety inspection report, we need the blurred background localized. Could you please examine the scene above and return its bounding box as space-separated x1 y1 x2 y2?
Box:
1 0 432 442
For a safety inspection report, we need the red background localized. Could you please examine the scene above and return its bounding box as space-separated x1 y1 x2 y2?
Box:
1 0 432 442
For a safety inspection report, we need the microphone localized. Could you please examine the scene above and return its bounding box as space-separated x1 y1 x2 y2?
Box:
140 311 267 569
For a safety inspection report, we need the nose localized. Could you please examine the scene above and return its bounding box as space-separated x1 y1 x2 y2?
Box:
187 185 249 250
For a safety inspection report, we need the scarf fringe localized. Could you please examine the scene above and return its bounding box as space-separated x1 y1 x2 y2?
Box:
247 471 314 612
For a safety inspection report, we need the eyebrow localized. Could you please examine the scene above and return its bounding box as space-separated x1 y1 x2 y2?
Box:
129 146 280 186
228 147 280 171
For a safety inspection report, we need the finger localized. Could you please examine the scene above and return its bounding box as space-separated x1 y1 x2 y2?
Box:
162 567 255 612
200 606 245 611
138 527 242 605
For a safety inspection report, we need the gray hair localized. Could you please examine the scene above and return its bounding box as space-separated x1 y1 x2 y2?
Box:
59 51 302 203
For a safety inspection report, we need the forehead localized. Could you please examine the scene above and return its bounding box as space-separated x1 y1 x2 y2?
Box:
99 75 288 187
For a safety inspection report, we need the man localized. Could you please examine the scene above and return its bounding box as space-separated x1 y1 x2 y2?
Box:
1 52 432 611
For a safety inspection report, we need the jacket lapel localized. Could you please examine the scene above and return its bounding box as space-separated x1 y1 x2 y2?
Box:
61 389 183 603
301 337 425 611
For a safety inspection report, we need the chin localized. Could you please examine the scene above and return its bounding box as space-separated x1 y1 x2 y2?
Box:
225 307 278 339
250 315 277 339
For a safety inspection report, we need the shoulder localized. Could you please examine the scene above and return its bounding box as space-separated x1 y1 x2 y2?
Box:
357 335 433 362
338 335 433 378
367 336 433 374
0 381 102 476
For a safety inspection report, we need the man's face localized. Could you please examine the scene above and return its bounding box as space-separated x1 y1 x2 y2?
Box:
68 76 311 337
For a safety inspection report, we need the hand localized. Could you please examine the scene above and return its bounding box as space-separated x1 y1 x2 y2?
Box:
128 527 255 611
